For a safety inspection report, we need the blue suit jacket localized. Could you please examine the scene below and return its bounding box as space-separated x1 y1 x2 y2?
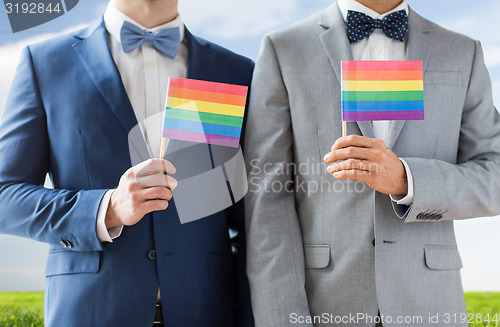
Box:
0 19 254 327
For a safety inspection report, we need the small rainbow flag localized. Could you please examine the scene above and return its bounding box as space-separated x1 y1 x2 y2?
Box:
341 60 424 121
162 77 248 148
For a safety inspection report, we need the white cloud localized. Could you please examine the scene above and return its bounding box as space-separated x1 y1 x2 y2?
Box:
0 267 44 277
493 78 500 107
437 1 500 113
455 217 500 291
441 3 500 69
179 0 331 39
0 25 86 116
0 235 47 291
0 42 31 114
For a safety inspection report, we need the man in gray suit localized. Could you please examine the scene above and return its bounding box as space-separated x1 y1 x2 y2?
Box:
244 0 500 326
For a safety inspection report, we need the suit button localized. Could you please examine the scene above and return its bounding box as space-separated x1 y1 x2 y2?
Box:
147 249 156 261
436 214 443 220
416 213 424 220
60 239 73 248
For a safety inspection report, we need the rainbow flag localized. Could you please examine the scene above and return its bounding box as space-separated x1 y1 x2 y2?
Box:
341 60 424 121
162 77 248 148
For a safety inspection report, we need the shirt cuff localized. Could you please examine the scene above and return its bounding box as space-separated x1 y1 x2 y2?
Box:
389 159 414 205
96 189 123 243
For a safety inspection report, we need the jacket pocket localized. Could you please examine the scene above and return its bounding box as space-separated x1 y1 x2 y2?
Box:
424 245 463 270
303 244 330 269
207 252 235 280
45 250 101 277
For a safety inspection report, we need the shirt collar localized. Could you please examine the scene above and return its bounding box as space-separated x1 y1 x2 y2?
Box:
337 0 409 21
103 3 185 46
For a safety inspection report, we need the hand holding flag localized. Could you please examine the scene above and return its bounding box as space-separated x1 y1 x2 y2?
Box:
324 135 408 195
325 60 424 195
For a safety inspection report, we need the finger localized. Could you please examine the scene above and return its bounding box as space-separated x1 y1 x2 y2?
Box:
331 135 386 151
160 159 176 175
140 186 173 202
331 168 371 181
143 199 169 214
135 159 176 177
168 176 178 190
137 173 178 190
327 159 366 174
324 146 373 163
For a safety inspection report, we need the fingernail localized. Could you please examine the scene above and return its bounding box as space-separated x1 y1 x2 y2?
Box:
169 178 178 190
324 152 333 163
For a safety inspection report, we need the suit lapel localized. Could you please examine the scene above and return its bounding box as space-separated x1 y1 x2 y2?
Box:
318 4 374 139
72 19 138 135
385 8 433 149
185 28 216 81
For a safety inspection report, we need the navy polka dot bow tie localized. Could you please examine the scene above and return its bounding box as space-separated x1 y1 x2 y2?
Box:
345 10 408 44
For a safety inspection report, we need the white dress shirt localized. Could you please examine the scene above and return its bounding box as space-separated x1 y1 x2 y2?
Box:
338 0 414 205
96 3 188 242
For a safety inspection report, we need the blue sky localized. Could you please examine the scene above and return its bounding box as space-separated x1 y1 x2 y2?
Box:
0 0 499 291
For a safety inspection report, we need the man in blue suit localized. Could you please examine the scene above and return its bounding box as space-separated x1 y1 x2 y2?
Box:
0 0 254 326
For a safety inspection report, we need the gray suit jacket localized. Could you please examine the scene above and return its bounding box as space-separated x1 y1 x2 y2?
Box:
244 3 500 327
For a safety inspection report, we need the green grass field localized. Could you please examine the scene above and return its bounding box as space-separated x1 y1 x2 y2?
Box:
0 292 44 327
0 292 499 326
465 292 500 327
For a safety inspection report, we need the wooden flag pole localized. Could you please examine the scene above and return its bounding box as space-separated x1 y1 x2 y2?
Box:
160 77 171 160
159 137 170 160
160 137 166 159
342 121 347 137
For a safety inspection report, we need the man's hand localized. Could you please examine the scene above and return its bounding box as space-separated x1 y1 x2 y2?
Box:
323 135 408 195
105 159 177 229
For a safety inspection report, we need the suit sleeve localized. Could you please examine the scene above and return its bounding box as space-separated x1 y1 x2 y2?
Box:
394 40 500 222
243 35 313 327
0 46 106 252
